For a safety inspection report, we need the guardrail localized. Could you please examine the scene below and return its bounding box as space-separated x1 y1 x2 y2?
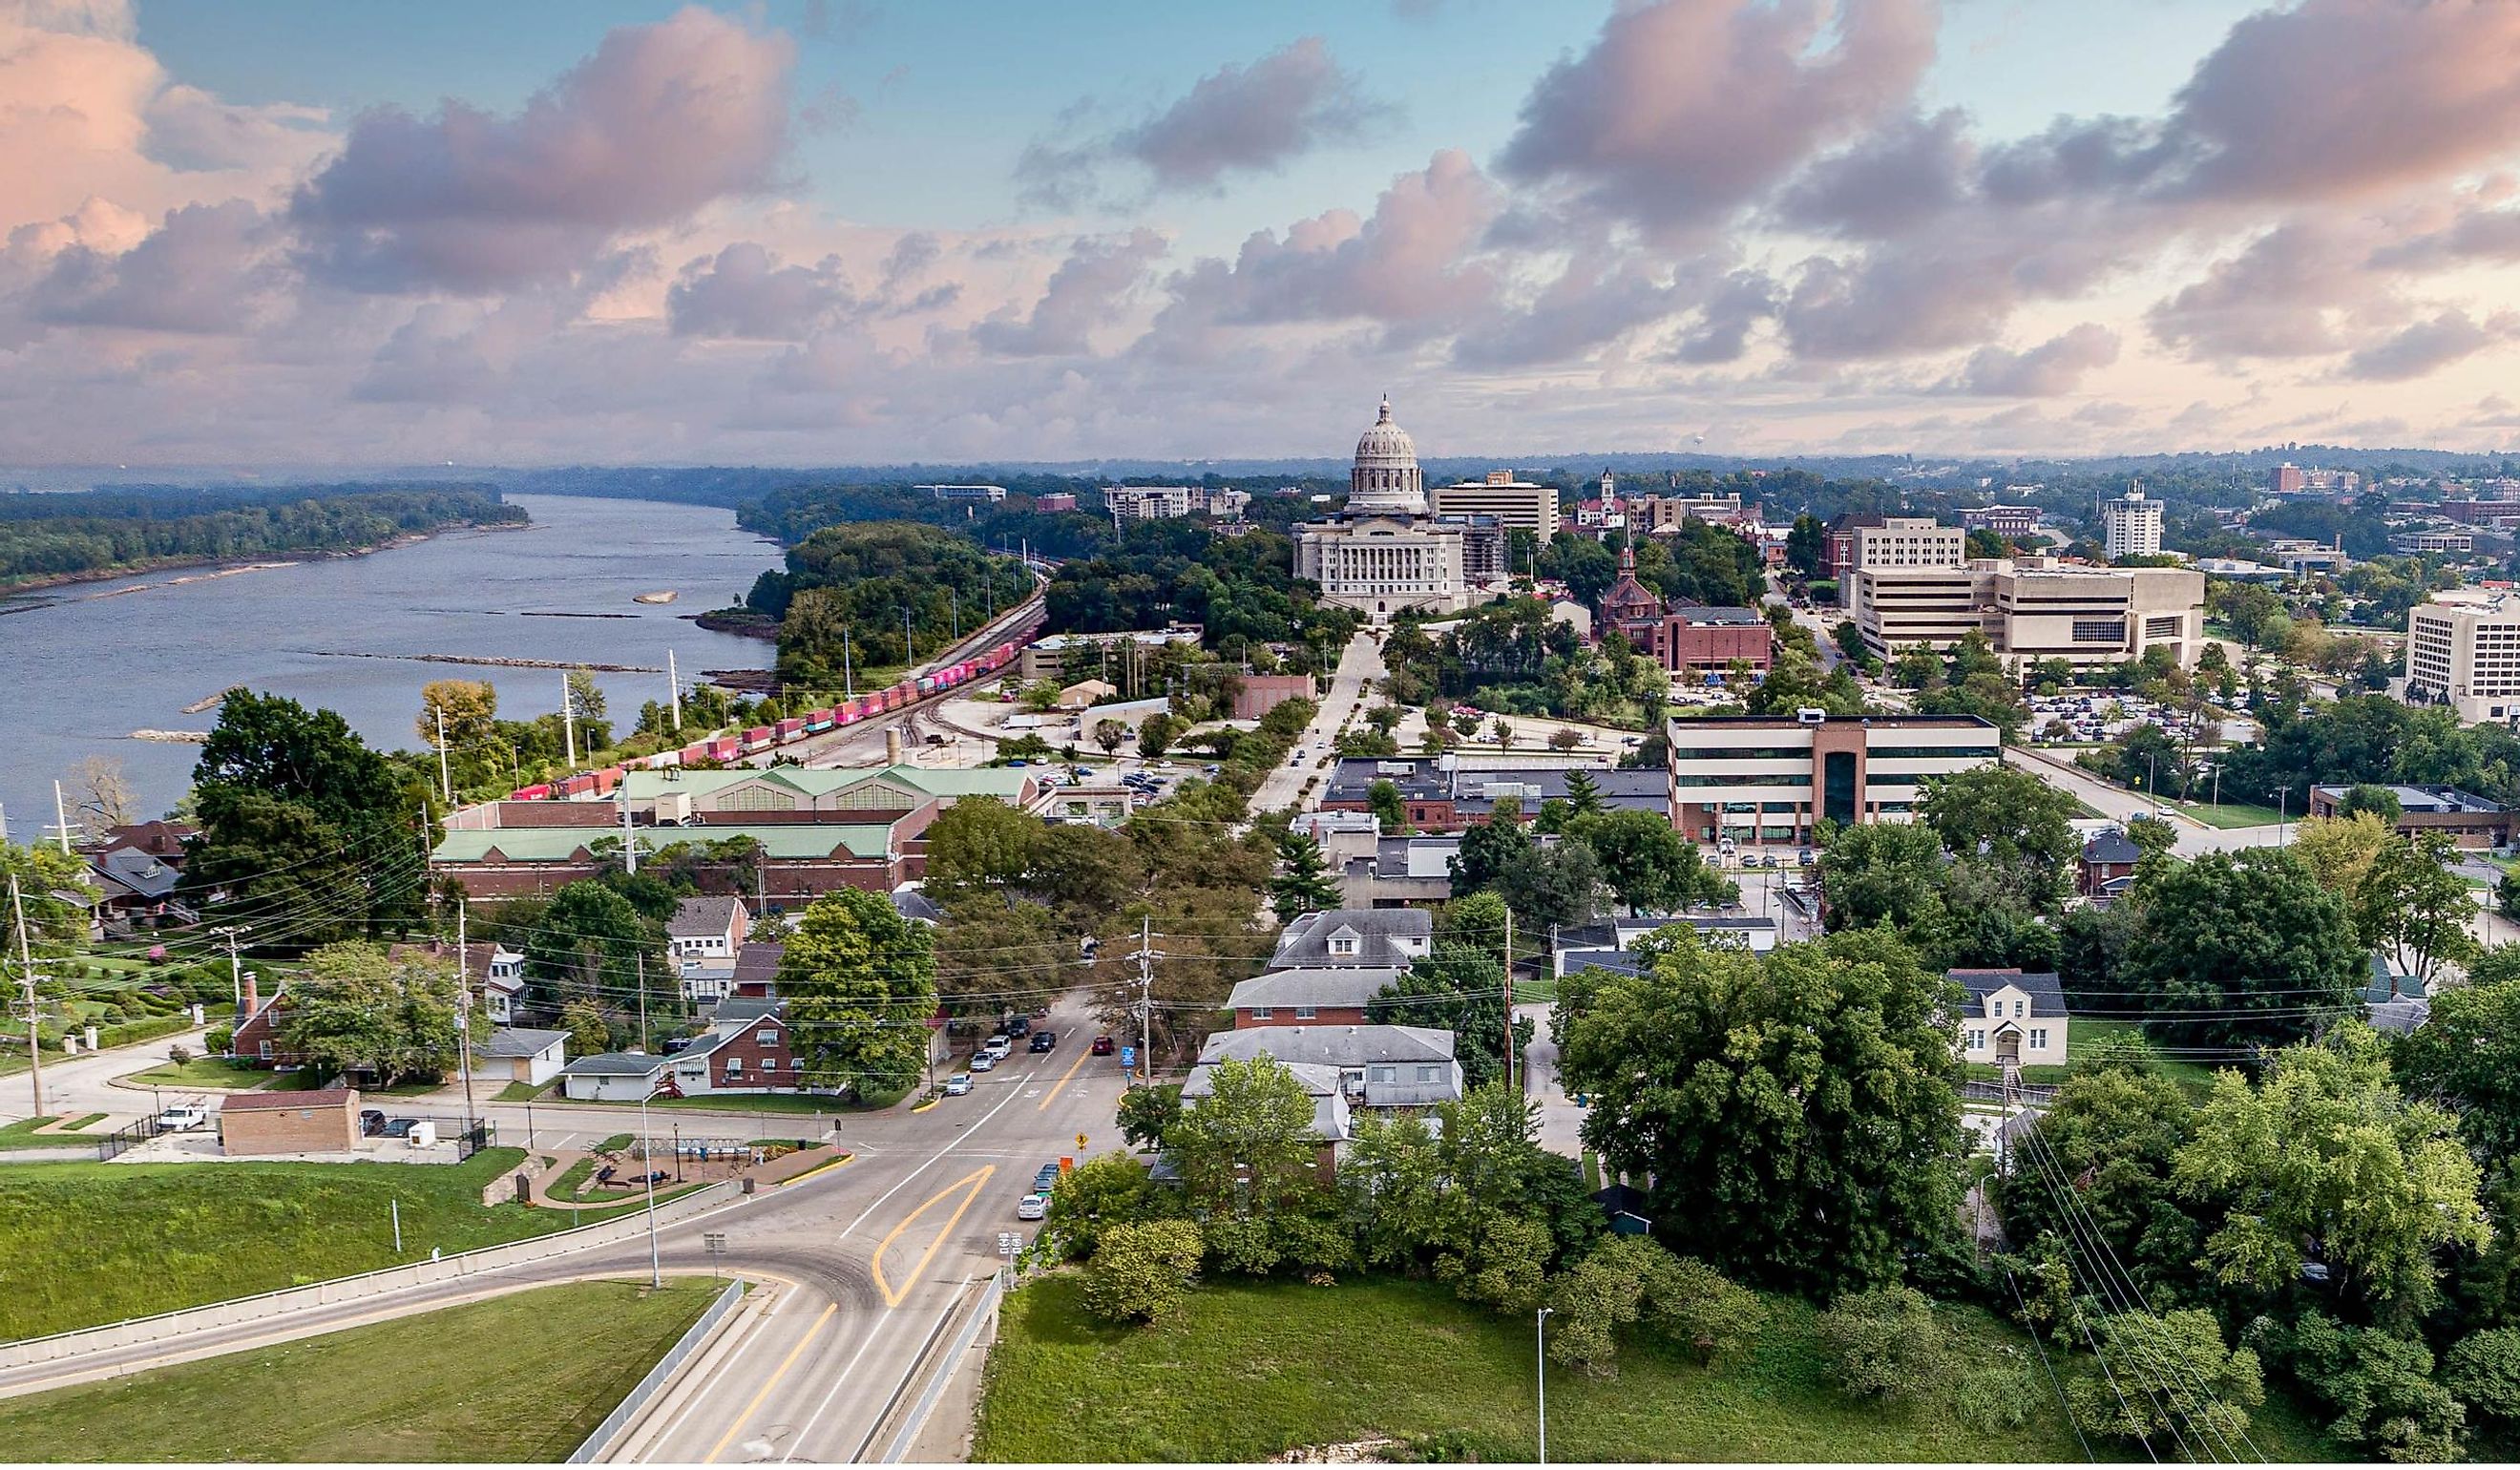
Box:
568 1279 747 1463
0 1180 744 1371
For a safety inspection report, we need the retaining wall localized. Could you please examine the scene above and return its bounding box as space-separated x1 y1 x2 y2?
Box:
568 1280 747 1463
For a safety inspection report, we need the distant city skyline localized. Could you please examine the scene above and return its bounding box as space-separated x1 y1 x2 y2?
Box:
8 0 2520 467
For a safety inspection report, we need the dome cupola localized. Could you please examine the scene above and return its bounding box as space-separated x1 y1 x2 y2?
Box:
1347 394 1425 515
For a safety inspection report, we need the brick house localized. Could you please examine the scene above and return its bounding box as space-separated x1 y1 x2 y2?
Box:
2079 829 2143 899
227 976 303 1067
731 942 785 998
1225 969 1398 1029
219 1087 360 1155
662 1000 831 1098
2305 784 2512 849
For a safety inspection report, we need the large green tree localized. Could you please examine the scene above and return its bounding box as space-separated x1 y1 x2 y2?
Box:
279 939 477 1085
1571 808 1732 914
521 880 667 1035
778 887 938 1099
0 841 98 956
2393 956 2520 1160
2121 848 2363 1049
1270 829 1341 921
1918 764 2080 914
1557 926 1965 1296
1816 819 1946 934
2354 833 2478 991
1369 945 1527 1091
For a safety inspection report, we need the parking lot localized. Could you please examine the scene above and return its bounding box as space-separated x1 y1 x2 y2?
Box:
2022 689 2216 746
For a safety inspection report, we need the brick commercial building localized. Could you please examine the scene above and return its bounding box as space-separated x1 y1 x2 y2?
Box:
1601 546 1774 679
1319 756 1665 831
220 1088 361 1155
1667 711 2000 845
2307 784 2511 849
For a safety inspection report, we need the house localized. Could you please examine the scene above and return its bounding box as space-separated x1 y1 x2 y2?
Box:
1225 969 1401 1028
731 942 784 998
1193 1023 1464 1109
655 1000 836 1098
1183 1059 1354 1151
482 948 526 1024
1950 968 2070 1068
557 1051 669 1102
891 885 943 926
669 895 748 963
219 1087 360 1156
87 846 189 928
227 976 302 1067
1591 1181 1652 1236
1337 834 1461 909
2079 829 2144 899
1271 909 1433 971
2306 784 2512 849
467 1027 569 1086
1553 916 1779 967
2363 955 2433 1036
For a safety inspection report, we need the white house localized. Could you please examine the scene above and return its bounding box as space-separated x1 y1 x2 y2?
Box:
483 948 526 1024
669 895 749 962
1950 968 2070 1068
556 1051 667 1102
467 1026 569 1087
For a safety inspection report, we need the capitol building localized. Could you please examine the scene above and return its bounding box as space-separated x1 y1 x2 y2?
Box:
1293 396 1493 620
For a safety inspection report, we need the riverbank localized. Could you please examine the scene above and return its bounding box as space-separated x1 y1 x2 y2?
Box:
0 519 529 599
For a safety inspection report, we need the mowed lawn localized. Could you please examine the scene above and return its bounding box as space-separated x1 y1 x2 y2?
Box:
0 1278 716 1462
0 1149 576 1340
976 1274 2344 1463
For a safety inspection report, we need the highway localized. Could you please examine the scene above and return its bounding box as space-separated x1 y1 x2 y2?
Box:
0 992 1127 1464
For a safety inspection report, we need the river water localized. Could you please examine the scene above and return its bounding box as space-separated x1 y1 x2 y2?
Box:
0 493 779 832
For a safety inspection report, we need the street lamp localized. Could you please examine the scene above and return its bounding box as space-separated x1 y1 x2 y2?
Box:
639 1090 661 1289
1536 1306 1553 1466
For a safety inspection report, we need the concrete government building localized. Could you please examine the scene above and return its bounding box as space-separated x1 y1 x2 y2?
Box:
1293 397 1481 620
1666 711 2000 845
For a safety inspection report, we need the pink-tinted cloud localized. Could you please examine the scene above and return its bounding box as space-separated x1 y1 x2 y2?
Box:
668 243 855 340
288 7 794 293
27 199 278 333
2342 309 2520 382
1939 323 2120 397
1498 0 1938 231
971 229 1165 356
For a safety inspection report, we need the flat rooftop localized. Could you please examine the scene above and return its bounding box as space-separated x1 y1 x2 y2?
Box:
2313 784 2504 815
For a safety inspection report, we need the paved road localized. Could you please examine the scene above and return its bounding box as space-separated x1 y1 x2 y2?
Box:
2004 746 2286 854
1249 632 1380 814
1 992 1127 1465
0 1022 213 1127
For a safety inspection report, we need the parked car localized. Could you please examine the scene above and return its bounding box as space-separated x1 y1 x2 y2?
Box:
381 1117 420 1139
944 1073 973 1096
971 1053 998 1073
1029 1030 1057 1053
1798 850 1816 867
1090 1034 1115 1056
1016 1193 1048 1221
982 1033 1011 1057
1034 1163 1062 1192
359 1108 387 1136
1006 1015 1031 1038
156 1104 209 1133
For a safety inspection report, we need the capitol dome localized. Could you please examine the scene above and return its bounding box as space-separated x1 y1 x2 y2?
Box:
1347 395 1426 515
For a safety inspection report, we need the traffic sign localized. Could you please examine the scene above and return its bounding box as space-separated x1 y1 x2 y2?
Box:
1075 1132 1088 1151
1121 1045 1136 1068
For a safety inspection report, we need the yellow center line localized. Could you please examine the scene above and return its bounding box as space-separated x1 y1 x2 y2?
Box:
869 1166 995 1309
704 1300 835 1463
1036 1039 1095 1110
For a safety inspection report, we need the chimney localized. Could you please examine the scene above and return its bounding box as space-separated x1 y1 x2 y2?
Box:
241 974 260 1022
886 727 904 764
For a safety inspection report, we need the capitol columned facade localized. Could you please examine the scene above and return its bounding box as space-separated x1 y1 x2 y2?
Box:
1292 396 1481 620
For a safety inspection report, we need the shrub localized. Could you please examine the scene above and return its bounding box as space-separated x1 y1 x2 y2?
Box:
1954 1363 2040 1432
1816 1286 1949 1402
1653 1255 1767 1365
1081 1220 1204 1325
204 1026 234 1055
167 1043 194 1066
2444 1327 2520 1422
2067 1311 2263 1452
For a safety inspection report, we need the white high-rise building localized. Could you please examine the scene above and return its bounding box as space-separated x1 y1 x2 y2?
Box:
2406 593 2520 724
1429 471 1558 535
1292 397 1474 620
2101 490 2163 559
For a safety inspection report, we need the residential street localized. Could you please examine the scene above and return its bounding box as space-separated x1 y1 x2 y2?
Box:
1248 631 1381 814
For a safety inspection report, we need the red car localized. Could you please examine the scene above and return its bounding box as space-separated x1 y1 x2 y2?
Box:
1090 1035 1115 1056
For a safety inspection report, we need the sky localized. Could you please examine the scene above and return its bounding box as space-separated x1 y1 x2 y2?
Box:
7 0 2520 468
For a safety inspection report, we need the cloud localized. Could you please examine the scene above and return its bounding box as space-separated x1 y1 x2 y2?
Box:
1670 270 1777 364
1775 107 1971 238
2146 218 2388 360
26 199 277 333
2341 309 2520 382
1939 323 2120 396
667 242 854 340
288 7 794 293
1496 0 1938 231
1018 37 1388 206
970 228 1165 356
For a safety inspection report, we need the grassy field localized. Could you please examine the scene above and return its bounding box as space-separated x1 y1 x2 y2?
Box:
122 1057 270 1089
0 1116 110 1149
1963 1020 2227 1095
0 1278 717 1462
976 1274 2342 1463
0 1148 583 1340
2161 797 2284 830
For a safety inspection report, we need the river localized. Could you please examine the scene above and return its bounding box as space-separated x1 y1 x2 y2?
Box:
1 493 779 834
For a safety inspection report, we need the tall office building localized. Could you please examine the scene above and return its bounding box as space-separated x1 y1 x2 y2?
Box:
1429 471 1558 535
1665 712 2000 845
1853 557 2203 670
2405 593 2520 724
2100 490 2163 559
1842 516 1965 623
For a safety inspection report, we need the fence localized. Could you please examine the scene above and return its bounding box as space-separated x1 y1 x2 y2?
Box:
567 1280 748 1463
1961 1078 2058 1106
0 1179 745 1371
93 1111 491 1162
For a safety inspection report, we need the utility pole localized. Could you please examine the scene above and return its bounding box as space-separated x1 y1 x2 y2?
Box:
843 626 854 702
214 924 251 1016
636 953 650 1052
2275 785 2292 847
901 607 915 668
620 795 639 876
1502 909 1516 1091
1132 915 1158 1085
560 672 579 769
667 649 682 733
48 781 76 854
11 877 45 1120
435 704 452 804
455 900 477 1144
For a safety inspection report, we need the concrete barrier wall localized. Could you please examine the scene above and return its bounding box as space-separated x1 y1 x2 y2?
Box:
0 1181 743 1371
568 1280 747 1463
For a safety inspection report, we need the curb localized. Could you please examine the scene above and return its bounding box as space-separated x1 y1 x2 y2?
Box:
777 1152 855 1186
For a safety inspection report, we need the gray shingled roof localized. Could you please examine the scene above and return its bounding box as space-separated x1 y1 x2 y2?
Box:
1183 1060 1353 1141
478 1027 568 1059
1949 968 2068 1016
1227 969 1402 1012
2083 830 2144 866
1272 909 1432 968
733 942 785 985
560 1051 666 1077
1197 1022 1455 1068
669 895 744 938
709 997 784 1025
